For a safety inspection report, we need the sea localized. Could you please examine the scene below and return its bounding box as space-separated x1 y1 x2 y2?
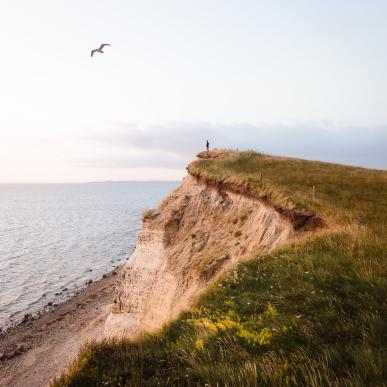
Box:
0 181 179 331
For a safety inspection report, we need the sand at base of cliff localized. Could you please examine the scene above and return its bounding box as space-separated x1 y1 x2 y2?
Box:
0 269 120 387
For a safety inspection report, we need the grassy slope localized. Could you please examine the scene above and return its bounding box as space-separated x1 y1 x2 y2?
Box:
53 151 387 387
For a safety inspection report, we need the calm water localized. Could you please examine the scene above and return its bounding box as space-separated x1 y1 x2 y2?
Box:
0 182 178 330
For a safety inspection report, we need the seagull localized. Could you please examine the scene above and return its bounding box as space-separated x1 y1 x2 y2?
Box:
91 43 111 57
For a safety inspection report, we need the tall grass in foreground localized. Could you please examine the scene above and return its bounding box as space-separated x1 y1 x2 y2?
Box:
53 151 387 386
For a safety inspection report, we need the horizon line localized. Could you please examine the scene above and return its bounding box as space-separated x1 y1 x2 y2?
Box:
0 179 182 184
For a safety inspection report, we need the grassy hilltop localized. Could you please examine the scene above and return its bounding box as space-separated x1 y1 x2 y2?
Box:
53 151 387 386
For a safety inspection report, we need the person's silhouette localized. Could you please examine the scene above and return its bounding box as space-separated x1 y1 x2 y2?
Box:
206 140 209 152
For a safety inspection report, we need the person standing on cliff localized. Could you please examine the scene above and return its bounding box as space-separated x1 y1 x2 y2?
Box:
206 140 209 152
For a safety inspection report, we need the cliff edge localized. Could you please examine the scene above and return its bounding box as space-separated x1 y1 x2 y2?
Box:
105 152 322 337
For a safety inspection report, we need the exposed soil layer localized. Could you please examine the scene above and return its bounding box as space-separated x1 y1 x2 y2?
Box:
105 172 316 337
187 164 325 231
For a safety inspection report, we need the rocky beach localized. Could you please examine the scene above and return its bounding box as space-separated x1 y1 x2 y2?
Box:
0 268 120 387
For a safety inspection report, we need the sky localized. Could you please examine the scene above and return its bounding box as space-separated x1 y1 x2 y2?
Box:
0 0 386 182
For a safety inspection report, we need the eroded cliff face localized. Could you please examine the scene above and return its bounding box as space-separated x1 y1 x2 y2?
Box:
105 174 297 337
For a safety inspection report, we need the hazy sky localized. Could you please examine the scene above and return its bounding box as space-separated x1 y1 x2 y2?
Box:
1 0 386 182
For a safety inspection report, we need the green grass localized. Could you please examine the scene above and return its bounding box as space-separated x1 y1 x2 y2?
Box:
53 151 387 387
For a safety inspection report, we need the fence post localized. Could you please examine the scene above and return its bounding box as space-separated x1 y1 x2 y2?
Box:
312 185 316 204
357 213 363 230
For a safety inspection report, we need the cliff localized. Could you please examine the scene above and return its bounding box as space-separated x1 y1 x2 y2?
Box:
54 150 386 386
105 153 321 337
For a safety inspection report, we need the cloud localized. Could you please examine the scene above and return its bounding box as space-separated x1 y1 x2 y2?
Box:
82 152 187 170
83 122 387 170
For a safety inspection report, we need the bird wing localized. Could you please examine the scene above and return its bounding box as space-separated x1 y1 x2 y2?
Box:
99 43 111 50
91 49 96 57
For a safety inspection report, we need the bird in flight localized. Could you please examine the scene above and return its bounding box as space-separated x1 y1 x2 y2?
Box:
91 43 111 57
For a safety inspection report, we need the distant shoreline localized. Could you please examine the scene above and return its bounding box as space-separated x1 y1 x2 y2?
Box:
0 180 181 185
